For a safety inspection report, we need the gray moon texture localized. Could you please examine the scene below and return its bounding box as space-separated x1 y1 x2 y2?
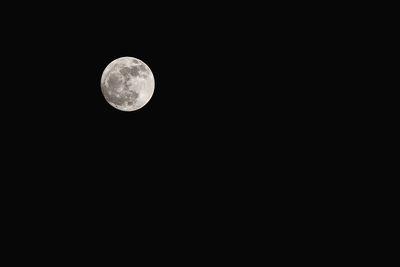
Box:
101 57 155 111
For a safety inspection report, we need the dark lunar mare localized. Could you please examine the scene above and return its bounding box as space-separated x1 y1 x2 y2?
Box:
102 75 126 106
128 91 139 100
129 66 140 77
108 73 122 89
102 85 126 105
119 67 131 76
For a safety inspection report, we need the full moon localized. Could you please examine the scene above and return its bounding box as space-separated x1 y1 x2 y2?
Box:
101 57 155 111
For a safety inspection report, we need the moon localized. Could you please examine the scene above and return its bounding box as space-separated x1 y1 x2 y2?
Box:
101 57 155 111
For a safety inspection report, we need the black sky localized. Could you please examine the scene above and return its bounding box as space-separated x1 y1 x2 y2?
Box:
2 2 327 185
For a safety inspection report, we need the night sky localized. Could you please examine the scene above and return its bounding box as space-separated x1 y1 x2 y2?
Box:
2 2 328 194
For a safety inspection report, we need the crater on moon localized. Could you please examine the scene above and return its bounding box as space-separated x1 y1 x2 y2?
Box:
101 57 155 111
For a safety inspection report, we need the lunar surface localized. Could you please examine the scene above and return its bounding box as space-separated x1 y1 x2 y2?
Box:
101 57 155 111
